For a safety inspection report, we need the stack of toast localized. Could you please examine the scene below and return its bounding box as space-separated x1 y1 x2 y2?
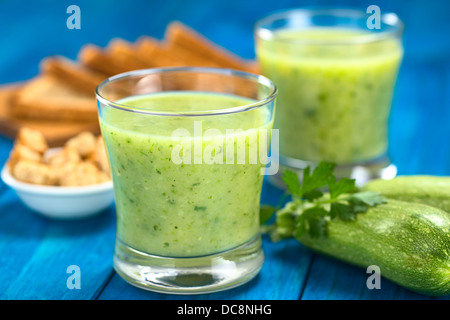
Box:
0 21 258 146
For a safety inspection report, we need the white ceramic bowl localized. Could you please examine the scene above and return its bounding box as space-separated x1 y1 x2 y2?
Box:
1 164 115 219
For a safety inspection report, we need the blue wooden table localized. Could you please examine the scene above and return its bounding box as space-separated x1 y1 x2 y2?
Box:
0 0 449 300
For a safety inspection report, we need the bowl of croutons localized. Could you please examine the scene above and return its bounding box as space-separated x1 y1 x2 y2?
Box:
1 127 114 219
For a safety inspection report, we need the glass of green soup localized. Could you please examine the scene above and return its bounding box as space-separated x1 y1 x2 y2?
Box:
96 67 277 294
255 8 403 186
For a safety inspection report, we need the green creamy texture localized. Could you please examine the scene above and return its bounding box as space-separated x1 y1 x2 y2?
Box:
257 28 403 163
100 92 272 257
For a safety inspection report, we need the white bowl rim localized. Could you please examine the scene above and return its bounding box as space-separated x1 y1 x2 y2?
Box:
1 164 113 196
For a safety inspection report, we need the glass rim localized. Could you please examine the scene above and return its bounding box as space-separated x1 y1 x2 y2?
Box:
255 7 404 45
95 67 277 117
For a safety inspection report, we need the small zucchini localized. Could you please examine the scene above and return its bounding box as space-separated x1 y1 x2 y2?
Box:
296 200 450 296
362 176 450 213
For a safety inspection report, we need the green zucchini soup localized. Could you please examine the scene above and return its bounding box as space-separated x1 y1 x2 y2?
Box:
257 27 403 164
96 68 276 293
100 92 273 257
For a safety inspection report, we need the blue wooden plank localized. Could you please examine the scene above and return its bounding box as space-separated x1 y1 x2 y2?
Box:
388 63 423 175
0 196 117 299
444 64 450 174
389 61 450 176
410 63 448 175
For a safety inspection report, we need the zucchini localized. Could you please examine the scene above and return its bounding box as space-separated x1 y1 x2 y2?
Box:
296 199 450 296
362 176 450 213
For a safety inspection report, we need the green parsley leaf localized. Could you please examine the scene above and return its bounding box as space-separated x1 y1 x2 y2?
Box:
295 207 329 238
302 189 324 202
347 197 370 213
301 162 336 196
273 207 296 239
330 202 357 221
282 170 302 197
260 205 276 225
328 176 357 200
350 191 387 206
293 214 308 238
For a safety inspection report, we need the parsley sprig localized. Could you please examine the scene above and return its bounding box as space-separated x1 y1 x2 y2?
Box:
261 162 387 240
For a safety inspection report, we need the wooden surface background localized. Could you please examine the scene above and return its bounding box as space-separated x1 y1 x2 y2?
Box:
0 0 449 300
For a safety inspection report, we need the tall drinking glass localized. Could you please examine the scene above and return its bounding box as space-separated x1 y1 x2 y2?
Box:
255 8 403 186
96 67 277 294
